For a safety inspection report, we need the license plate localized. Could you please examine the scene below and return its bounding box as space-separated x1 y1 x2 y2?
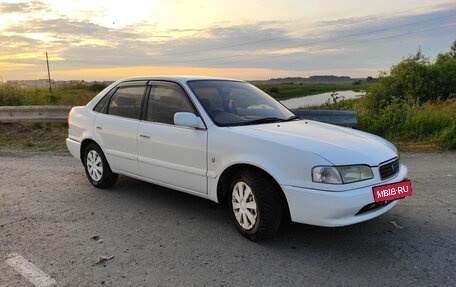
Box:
373 180 413 202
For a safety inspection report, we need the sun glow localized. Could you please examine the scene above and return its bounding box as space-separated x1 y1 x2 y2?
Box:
23 33 59 43
50 65 292 81
0 62 35 71
0 52 51 61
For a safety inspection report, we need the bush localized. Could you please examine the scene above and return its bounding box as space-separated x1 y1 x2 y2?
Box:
0 86 54 106
0 86 24 105
0 84 99 107
356 100 456 150
348 40 456 150
365 42 456 112
269 87 279 93
89 82 107 92
438 123 456 149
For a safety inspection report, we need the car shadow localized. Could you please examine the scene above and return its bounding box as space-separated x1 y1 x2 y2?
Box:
100 176 409 247
86 174 456 286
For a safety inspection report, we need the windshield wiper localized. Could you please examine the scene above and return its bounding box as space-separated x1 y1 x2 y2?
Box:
284 115 301 121
240 115 300 126
243 117 285 125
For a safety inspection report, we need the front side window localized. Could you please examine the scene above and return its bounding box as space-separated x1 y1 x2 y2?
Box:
107 86 145 119
145 84 196 125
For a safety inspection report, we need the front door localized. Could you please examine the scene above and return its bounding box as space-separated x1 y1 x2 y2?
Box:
137 82 208 194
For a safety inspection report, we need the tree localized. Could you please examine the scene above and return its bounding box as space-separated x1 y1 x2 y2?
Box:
434 40 456 99
446 39 456 58
89 82 107 92
436 40 456 63
364 41 456 112
391 50 434 102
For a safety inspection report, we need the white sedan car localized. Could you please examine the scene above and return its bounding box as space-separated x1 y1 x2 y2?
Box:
66 76 412 241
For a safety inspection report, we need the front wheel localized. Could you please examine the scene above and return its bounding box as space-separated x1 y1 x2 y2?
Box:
83 143 118 188
228 169 282 241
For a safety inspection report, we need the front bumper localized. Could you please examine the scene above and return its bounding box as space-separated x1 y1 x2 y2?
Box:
282 164 408 227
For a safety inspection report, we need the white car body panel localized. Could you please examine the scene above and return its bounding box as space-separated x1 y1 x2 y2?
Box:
94 113 140 175
137 121 208 194
67 76 409 228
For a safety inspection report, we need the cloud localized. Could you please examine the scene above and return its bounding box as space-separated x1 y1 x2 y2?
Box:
131 4 454 72
0 0 49 14
5 18 114 38
315 7 456 42
198 6 456 71
1 0 455 80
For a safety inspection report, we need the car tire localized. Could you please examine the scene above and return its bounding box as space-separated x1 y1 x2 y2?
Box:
228 169 282 241
83 143 118 188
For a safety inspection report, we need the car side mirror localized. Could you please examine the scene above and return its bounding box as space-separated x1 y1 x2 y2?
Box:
174 112 205 129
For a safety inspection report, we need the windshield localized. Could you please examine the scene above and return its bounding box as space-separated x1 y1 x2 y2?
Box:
187 80 297 126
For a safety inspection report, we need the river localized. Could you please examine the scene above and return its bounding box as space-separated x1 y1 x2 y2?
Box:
280 90 365 109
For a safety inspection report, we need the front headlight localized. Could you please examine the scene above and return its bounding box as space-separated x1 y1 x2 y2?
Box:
312 165 373 184
337 165 373 183
312 166 343 184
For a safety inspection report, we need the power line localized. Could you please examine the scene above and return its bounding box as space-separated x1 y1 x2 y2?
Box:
154 12 456 67
50 7 456 69
204 23 456 68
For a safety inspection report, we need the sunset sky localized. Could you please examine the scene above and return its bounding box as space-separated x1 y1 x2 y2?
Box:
1 0 455 82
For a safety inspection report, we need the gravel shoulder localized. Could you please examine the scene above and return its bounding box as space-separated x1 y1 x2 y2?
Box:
1 152 455 286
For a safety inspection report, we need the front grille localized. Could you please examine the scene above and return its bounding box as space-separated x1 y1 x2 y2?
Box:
379 158 400 180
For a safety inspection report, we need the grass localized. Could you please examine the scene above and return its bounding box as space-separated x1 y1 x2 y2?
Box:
0 86 98 106
315 97 456 151
0 123 69 156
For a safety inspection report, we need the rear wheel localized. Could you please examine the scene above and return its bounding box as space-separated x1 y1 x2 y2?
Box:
228 169 282 241
83 143 118 188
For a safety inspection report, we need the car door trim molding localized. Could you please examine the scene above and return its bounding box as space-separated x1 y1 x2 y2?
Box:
106 148 138 161
138 156 207 177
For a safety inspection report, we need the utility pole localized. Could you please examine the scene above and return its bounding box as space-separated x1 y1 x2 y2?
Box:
45 52 53 95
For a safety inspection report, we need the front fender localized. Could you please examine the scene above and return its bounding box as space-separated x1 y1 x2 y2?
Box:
207 127 331 190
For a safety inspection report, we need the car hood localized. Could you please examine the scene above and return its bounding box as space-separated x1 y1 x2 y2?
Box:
232 120 397 166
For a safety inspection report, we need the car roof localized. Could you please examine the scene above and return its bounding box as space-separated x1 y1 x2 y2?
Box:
116 75 245 85
85 75 247 109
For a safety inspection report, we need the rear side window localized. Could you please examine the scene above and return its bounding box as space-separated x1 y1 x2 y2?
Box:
106 86 145 119
93 93 110 113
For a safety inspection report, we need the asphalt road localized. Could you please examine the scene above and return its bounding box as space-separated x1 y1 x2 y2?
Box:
1 153 455 286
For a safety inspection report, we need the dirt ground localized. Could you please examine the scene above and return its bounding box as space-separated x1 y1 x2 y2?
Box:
1 152 455 286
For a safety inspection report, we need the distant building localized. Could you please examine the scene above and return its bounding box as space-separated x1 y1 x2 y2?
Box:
6 79 54 88
54 80 83 87
4 79 115 88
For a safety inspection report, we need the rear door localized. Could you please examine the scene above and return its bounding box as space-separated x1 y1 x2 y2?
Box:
94 81 147 175
137 81 208 194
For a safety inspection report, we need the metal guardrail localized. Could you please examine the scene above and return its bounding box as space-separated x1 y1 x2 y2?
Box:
0 106 357 127
0 105 72 123
291 109 357 127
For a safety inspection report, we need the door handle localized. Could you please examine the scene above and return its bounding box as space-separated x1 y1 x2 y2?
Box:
96 125 103 130
140 134 151 139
